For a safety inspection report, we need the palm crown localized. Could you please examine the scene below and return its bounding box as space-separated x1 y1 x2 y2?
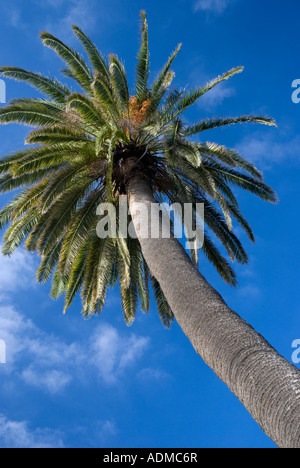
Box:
0 12 277 327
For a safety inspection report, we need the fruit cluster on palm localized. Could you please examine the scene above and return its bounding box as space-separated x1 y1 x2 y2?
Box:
0 12 276 326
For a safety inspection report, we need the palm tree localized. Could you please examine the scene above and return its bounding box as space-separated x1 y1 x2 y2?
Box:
0 11 299 448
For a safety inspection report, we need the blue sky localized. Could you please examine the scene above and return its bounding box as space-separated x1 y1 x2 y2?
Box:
0 0 299 448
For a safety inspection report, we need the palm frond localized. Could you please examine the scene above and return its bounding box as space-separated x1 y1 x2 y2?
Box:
173 67 244 118
72 26 110 80
63 235 92 313
2 208 39 255
135 11 150 102
0 67 71 103
36 239 63 283
185 115 277 136
59 189 101 274
26 126 90 145
40 31 93 92
204 160 278 203
202 233 237 286
0 100 62 126
150 276 174 328
66 92 105 129
109 54 130 110
151 43 182 96
35 177 92 254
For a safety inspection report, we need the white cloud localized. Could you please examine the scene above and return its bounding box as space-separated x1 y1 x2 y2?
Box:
1 0 99 40
199 82 235 110
0 414 64 448
96 419 118 440
0 302 80 392
236 132 300 169
91 324 150 384
22 367 73 394
24 336 80 368
0 307 149 445
194 0 232 14
0 305 35 365
0 248 150 395
2 2 22 27
56 0 97 33
42 0 99 40
0 247 37 294
138 367 170 381
0 304 151 391
188 64 237 111
75 418 118 447
237 284 262 299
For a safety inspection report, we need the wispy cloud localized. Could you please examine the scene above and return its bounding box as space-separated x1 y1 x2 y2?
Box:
0 305 35 365
74 418 118 447
1 0 100 40
188 65 237 111
138 367 171 381
22 367 72 393
39 0 116 41
0 244 151 392
236 131 300 170
237 284 262 299
91 324 150 384
95 419 118 443
199 82 235 110
0 303 150 392
0 301 80 392
44 0 98 38
0 248 150 393
0 246 153 447
194 0 233 14
0 247 37 294
0 414 64 448
2 2 22 28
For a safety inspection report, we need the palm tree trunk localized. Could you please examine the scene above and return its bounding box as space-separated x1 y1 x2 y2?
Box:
127 174 300 448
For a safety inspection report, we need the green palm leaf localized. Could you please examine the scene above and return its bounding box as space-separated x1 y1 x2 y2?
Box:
40 31 93 92
135 11 150 102
0 67 71 103
72 26 110 80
